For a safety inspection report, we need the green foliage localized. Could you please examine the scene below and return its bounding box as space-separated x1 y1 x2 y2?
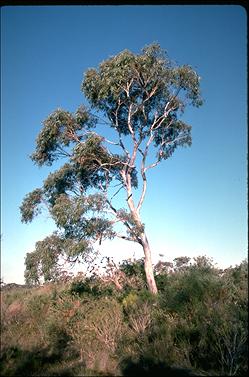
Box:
159 256 220 313
43 163 76 205
24 234 62 285
72 134 120 169
173 256 191 271
24 234 93 285
82 43 202 160
31 106 96 166
21 43 202 290
69 277 114 297
83 44 202 114
118 258 147 292
120 258 146 279
50 194 115 243
20 188 43 223
1 257 248 376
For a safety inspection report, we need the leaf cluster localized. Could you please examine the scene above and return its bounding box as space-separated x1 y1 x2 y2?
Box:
31 106 96 166
24 234 62 284
82 44 202 143
20 189 43 223
24 234 93 285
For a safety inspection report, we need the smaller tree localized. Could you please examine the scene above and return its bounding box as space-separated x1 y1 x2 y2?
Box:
173 256 191 271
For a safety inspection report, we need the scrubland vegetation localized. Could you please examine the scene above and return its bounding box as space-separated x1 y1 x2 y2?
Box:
1 255 248 376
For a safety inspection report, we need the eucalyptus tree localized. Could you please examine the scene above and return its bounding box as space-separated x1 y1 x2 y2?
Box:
20 44 202 293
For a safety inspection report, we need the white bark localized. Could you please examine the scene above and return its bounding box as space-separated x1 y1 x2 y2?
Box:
140 232 158 295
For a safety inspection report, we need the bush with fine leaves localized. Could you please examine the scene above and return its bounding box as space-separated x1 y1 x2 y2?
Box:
1 256 247 376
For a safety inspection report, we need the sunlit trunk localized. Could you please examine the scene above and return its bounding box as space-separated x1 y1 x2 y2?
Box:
129 211 158 294
140 232 158 294
126 175 158 294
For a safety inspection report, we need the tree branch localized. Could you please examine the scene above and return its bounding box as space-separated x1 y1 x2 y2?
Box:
144 159 161 172
112 99 131 159
136 118 158 212
106 198 136 237
110 184 124 201
143 84 159 104
116 234 136 242
127 103 137 143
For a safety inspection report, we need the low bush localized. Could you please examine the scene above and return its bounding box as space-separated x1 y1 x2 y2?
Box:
1 256 247 376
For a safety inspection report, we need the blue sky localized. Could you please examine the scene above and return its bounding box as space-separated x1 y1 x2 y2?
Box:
1 5 247 283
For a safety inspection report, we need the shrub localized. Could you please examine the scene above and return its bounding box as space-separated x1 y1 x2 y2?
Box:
1 257 247 376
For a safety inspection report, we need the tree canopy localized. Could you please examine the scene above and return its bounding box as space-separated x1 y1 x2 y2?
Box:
20 44 202 293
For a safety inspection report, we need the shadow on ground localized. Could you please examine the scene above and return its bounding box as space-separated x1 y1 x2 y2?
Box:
0 346 118 376
1 348 201 376
0 346 84 376
120 356 197 376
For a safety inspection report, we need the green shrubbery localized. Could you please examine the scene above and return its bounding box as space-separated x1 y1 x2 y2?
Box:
1 256 248 376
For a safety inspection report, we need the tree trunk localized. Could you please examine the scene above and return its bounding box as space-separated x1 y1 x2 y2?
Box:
125 187 158 294
140 232 158 295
